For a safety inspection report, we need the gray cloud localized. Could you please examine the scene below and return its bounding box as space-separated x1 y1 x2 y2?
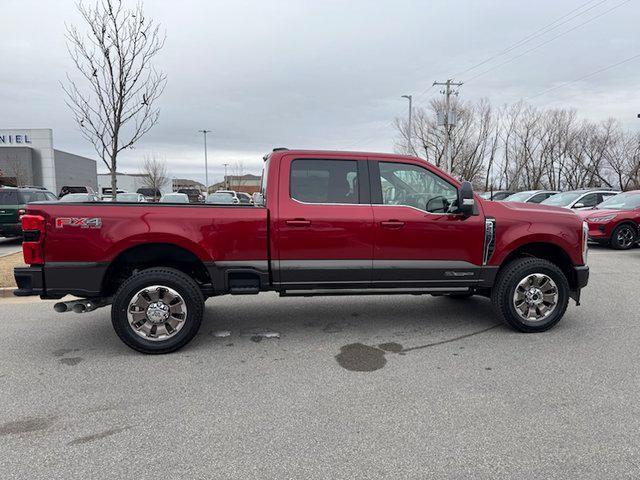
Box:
1 0 638 184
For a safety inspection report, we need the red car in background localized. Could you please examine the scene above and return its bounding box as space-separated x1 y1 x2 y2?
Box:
578 190 640 249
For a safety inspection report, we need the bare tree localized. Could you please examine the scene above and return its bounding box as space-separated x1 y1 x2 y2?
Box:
141 153 168 201
63 0 166 200
3 155 30 187
231 161 246 191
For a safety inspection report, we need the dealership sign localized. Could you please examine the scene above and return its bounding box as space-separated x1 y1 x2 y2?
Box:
0 134 32 144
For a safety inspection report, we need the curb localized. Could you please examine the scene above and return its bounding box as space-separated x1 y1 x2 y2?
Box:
0 287 16 298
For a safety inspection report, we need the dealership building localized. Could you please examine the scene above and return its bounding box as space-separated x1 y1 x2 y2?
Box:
0 128 97 195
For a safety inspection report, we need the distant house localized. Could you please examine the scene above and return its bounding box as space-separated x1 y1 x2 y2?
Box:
172 178 206 192
210 174 261 194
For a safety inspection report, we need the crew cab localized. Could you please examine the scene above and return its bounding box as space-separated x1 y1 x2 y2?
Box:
14 149 589 353
578 190 640 249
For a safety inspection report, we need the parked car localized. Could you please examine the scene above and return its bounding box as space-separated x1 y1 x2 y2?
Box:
59 185 97 198
577 190 640 249
478 190 515 201
541 188 619 210
0 187 57 237
214 190 240 204
114 193 146 203
136 188 162 202
58 193 101 202
503 190 560 204
15 148 589 354
160 193 189 203
100 188 126 201
206 192 236 204
236 192 254 204
176 189 204 203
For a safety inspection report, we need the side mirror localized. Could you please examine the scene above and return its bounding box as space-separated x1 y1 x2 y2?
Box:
456 181 475 216
573 202 585 209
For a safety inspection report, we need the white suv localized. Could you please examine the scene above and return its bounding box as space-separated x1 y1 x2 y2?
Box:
541 189 620 210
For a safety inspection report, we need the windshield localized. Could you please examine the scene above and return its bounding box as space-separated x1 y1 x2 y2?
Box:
206 194 234 204
59 194 90 202
596 192 640 211
503 192 534 202
160 194 188 203
116 193 140 202
541 191 581 206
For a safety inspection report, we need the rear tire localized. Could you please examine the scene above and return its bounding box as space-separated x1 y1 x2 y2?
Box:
610 224 637 250
491 258 569 333
111 267 204 354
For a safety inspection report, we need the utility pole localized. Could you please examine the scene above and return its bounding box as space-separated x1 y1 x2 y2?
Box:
198 130 211 188
433 79 463 173
401 94 413 154
223 163 229 189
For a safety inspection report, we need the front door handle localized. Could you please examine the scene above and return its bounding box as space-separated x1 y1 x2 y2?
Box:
380 220 405 229
286 219 312 227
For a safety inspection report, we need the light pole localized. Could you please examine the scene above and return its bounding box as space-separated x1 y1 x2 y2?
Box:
401 94 413 154
223 163 229 189
198 130 211 188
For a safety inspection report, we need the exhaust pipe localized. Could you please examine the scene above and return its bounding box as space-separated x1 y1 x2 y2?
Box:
54 298 109 314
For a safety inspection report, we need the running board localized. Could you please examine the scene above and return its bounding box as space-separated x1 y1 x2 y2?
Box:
279 287 471 297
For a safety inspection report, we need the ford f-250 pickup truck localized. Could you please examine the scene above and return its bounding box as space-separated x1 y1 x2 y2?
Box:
14 149 589 353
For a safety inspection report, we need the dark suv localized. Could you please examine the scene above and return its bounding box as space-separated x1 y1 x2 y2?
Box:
0 187 57 237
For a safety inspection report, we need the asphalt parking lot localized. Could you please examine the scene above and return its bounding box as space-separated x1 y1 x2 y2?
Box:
1 246 639 479
0 237 21 257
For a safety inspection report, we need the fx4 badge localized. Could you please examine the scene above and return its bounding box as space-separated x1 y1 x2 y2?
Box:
56 217 102 229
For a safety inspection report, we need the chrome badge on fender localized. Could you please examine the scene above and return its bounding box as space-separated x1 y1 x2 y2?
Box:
55 217 102 229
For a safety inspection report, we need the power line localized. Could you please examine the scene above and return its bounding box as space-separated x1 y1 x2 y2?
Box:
464 0 632 83
454 0 608 78
526 52 640 100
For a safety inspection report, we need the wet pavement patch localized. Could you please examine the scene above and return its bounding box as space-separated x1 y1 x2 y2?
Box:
378 342 403 353
67 426 131 446
59 357 83 366
323 322 343 333
335 343 401 372
0 416 57 436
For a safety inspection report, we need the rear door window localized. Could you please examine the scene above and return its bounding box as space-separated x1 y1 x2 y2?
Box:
0 190 19 205
290 159 359 204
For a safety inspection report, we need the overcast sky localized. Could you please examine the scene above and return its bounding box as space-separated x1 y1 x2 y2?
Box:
1 0 639 184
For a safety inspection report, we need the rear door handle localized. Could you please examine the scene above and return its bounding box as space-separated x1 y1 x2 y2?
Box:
286 219 312 226
380 220 405 229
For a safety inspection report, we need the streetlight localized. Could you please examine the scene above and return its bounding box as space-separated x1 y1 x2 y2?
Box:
198 129 211 188
401 95 413 154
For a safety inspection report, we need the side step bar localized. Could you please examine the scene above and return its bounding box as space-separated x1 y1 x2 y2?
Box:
279 287 471 298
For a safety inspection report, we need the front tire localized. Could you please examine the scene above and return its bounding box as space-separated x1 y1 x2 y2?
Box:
610 224 637 250
491 258 569 333
111 267 204 354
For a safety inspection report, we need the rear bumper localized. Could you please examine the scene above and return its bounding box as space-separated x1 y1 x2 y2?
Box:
14 262 107 298
0 223 21 237
14 266 45 296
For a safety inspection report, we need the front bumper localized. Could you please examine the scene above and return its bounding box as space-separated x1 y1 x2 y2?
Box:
572 265 589 290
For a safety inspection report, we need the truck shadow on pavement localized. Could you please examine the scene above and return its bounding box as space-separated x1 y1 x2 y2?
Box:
45 294 506 365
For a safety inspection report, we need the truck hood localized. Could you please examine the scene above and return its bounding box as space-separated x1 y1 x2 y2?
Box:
482 199 576 218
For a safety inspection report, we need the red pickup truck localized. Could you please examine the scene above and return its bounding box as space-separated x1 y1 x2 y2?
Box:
14 149 589 353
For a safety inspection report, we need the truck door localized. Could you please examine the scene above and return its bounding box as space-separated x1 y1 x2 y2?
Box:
274 155 374 288
369 159 486 286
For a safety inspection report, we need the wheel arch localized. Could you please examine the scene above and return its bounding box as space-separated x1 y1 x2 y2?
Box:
499 241 578 290
101 242 213 297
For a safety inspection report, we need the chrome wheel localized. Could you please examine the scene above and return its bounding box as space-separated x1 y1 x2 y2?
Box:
127 285 188 342
512 273 558 322
616 226 635 248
